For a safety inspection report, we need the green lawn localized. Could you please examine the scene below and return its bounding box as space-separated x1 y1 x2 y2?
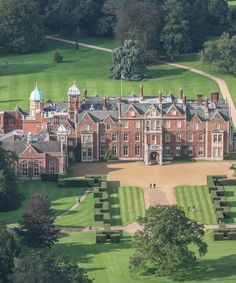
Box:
175 186 217 224
224 186 236 223
0 40 219 111
0 181 87 227
228 0 236 8
53 231 236 283
109 186 145 226
177 54 236 106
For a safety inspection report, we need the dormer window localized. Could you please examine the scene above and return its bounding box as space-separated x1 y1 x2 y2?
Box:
172 110 176 116
84 124 90 131
216 123 220 130
130 111 135 117
106 123 111 130
194 123 199 130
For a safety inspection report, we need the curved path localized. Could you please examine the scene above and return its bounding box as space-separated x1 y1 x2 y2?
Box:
46 35 235 127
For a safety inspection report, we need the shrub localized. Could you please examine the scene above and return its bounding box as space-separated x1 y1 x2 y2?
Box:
103 213 111 224
220 179 236 186
216 211 224 223
228 232 236 240
41 173 58 182
53 49 63 63
58 178 88 187
96 234 107 243
111 234 120 243
214 231 224 241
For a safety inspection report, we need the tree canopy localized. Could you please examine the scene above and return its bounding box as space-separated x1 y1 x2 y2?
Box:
130 205 207 276
109 40 145 81
0 0 45 53
200 32 236 75
17 194 59 249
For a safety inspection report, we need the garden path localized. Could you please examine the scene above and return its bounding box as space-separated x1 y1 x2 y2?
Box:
47 35 236 127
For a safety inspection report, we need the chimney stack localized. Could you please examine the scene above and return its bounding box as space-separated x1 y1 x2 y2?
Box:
83 89 87 99
211 92 219 104
179 88 184 100
197 94 203 105
205 97 209 115
182 95 186 109
140 83 144 100
102 97 106 110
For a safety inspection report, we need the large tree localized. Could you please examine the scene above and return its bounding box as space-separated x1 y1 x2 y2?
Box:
0 148 22 212
17 194 59 249
0 223 20 283
130 205 207 276
109 40 145 81
10 252 93 283
200 32 236 75
160 0 191 59
114 2 161 55
0 0 45 53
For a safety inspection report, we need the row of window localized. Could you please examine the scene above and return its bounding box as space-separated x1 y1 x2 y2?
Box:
22 161 55 177
165 132 204 142
83 122 222 131
164 146 204 157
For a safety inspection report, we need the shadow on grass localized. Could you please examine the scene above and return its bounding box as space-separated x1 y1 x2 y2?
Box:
173 254 236 282
0 63 52 76
109 187 122 226
0 99 23 104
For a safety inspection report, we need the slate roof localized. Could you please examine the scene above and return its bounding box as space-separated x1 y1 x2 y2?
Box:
0 140 62 154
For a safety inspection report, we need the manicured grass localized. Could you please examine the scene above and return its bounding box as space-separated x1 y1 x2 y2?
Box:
228 0 236 8
53 231 236 283
55 191 103 228
224 186 236 223
177 54 236 106
175 186 217 224
0 181 87 227
0 40 219 111
109 186 145 225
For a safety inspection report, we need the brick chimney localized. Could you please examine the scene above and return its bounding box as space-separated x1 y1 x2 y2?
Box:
83 89 87 99
102 97 106 110
211 92 219 104
179 88 184 100
197 94 203 105
205 97 209 115
140 83 144 100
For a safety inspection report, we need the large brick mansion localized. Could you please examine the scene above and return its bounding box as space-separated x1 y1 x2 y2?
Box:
0 82 233 178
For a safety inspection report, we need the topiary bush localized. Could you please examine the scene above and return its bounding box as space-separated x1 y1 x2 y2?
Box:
214 231 224 241
96 233 107 243
53 49 63 63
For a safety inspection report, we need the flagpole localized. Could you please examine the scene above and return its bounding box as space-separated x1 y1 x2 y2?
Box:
121 71 123 98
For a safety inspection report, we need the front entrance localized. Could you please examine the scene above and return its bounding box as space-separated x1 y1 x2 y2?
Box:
150 151 159 165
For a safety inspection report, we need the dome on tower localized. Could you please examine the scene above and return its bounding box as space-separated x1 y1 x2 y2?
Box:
68 81 80 96
29 84 44 101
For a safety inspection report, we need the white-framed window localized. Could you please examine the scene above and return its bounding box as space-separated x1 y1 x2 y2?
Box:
112 133 117 142
68 140 74 146
218 134 223 143
106 123 111 130
177 120 181 128
213 134 223 143
135 132 140 142
100 145 106 156
176 146 181 156
151 135 156 145
22 163 28 176
198 146 204 156
34 162 40 176
166 121 171 128
165 147 170 156
172 110 177 116
124 122 129 128
87 148 92 158
135 144 140 156
100 133 105 142
130 111 135 117
188 133 193 142
123 133 129 142
49 161 55 174
194 123 199 130
176 133 181 142
199 132 204 141
189 146 193 156
123 145 128 156
135 121 140 129
165 133 170 142
112 146 117 156
213 134 218 143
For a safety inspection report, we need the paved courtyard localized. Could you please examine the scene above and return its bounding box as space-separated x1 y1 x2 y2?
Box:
73 161 234 208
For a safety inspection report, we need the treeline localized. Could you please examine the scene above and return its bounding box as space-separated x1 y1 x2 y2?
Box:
0 0 234 59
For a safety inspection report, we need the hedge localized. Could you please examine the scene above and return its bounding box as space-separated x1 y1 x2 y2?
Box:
96 234 107 243
103 213 111 224
214 232 224 241
228 232 236 240
41 173 58 182
58 178 89 187
216 211 224 223
220 179 236 186
111 234 120 243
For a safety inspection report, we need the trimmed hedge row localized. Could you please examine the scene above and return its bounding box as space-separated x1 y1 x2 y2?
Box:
58 175 107 188
95 228 122 243
213 229 236 241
